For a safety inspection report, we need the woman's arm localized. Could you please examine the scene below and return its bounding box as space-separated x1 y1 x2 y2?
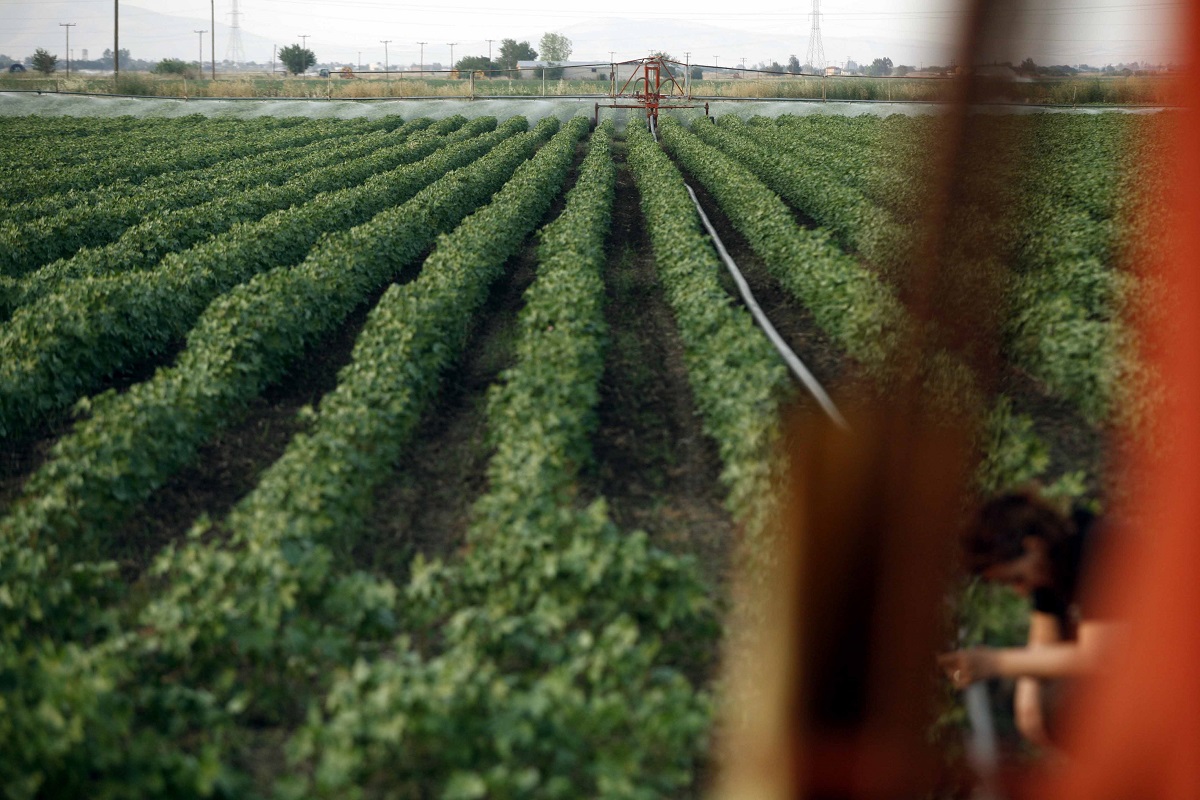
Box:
1013 611 1062 747
939 620 1114 687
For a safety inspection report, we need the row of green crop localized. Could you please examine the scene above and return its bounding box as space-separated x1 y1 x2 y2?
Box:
1002 115 1150 423
292 121 716 798
214 114 584 563
1 115 408 228
0 118 422 276
475 121 616 522
0 116 510 440
660 119 1082 502
0 115 326 204
698 116 914 275
0 118 562 798
761 113 933 224
0 117 541 639
1020 113 1131 223
2 114 293 178
626 121 789 541
0 116 461 317
679 115 1117 483
663 117 979 405
0 113 177 147
715 113 1153 425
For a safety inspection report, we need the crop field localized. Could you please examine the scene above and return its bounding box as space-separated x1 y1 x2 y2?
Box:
0 106 1164 796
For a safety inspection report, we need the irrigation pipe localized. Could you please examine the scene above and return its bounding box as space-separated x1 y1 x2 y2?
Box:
647 117 848 428
683 182 850 431
963 682 1002 799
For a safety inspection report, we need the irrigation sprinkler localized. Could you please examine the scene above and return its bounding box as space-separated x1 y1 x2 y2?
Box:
595 55 709 127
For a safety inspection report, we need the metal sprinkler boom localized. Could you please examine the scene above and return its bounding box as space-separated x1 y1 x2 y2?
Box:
594 55 709 127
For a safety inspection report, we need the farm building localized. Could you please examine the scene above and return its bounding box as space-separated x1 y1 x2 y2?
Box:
516 60 611 79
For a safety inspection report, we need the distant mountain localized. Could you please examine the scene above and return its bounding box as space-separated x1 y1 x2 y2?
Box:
1 4 276 65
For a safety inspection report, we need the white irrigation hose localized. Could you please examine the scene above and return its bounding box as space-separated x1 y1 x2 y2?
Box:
683 183 850 431
963 682 1003 799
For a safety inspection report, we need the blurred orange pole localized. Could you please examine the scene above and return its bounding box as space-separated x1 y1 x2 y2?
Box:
1033 3 1200 797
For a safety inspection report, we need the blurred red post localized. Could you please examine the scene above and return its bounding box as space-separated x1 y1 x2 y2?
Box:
1034 3 1200 797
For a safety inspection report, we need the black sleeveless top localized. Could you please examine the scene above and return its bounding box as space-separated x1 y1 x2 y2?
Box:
1032 507 1100 638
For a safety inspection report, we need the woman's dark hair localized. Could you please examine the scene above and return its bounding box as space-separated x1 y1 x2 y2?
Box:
964 489 1073 574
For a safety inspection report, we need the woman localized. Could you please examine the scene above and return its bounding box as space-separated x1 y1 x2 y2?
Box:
939 489 1117 747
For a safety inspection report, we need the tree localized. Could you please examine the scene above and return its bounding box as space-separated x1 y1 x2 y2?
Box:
497 39 537 70
102 48 131 69
31 48 57 75
867 57 893 77
690 65 703 80
538 32 572 63
787 55 801 74
279 44 316 76
456 55 498 74
154 58 195 77
893 64 912 77
765 61 785 74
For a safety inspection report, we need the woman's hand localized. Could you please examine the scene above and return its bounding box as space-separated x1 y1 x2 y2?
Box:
938 648 999 689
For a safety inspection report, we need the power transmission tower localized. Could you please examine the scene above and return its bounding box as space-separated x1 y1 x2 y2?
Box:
225 0 245 65
805 0 826 73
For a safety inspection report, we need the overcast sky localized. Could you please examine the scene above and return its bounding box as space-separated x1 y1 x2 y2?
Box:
5 0 1181 67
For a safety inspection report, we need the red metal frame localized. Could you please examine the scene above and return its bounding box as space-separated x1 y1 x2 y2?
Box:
594 56 709 126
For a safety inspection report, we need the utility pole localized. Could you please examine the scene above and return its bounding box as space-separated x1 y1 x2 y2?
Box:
486 39 494 62
60 23 76 76
210 0 215 79
447 42 457 72
381 40 391 81
297 35 310 77
417 42 426 77
113 0 119 79
358 51 362 71
272 44 276 75
195 30 207 71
